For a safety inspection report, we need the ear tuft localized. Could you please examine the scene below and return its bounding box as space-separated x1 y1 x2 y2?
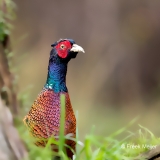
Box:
51 42 57 47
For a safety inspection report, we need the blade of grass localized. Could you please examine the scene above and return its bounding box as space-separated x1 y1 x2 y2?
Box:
59 94 66 154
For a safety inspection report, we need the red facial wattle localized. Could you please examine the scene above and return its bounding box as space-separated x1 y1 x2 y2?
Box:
55 41 72 58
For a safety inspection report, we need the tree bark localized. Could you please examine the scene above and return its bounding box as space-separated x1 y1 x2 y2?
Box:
0 1 27 159
0 35 19 114
0 97 28 160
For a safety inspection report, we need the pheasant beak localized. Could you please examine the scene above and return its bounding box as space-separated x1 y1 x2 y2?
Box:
70 44 85 53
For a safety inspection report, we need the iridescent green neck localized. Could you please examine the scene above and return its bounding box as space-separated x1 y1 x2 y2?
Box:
44 61 68 92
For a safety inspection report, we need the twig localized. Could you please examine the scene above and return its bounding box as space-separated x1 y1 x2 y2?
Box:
134 145 160 160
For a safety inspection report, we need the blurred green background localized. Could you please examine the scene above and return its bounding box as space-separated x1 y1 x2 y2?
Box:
11 0 160 140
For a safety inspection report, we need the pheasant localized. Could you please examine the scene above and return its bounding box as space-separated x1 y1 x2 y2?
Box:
23 39 84 159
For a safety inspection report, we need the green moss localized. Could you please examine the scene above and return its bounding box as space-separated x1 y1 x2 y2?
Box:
0 0 16 41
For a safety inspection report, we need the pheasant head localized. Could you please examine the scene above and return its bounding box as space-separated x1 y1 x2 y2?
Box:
50 39 84 61
45 39 85 92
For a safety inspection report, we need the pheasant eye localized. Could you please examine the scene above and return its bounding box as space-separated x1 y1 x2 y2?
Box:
60 44 65 49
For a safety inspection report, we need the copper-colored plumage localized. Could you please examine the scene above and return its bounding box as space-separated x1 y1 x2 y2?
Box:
23 88 76 157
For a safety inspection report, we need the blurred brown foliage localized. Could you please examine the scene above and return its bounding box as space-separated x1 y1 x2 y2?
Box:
11 0 160 135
